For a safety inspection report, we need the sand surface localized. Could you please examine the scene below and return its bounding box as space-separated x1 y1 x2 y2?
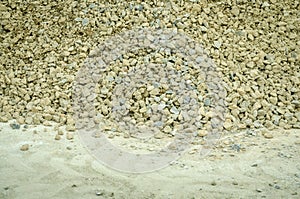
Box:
0 122 299 199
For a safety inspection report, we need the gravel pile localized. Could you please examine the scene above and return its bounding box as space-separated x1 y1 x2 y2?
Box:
0 0 299 133
73 28 226 151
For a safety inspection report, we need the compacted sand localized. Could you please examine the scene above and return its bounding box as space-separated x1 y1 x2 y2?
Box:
0 122 299 199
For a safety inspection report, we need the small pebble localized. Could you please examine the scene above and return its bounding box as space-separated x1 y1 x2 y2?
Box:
58 129 64 135
263 132 274 139
66 133 74 140
294 140 300 145
81 18 89 26
261 129 273 139
55 134 61 140
66 146 72 150
95 190 104 196
274 184 280 189
10 123 20 129
198 130 207 137
108 133 115 139
20 144 29 151
232 181 238 185
231 144 241 152
66 125 76 132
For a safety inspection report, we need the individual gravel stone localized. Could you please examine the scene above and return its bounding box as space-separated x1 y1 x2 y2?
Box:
232 181 238 186
55 134 61 140
58 129 64 135
261 129 274 139
66 133 74 140
20 144 29 151
10 123 20 129
256 189 262 193
198 130 208 137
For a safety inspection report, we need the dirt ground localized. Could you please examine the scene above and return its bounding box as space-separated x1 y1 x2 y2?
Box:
0 122 299 199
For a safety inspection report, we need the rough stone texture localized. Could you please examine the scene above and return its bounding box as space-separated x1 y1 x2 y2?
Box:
0 0 299 132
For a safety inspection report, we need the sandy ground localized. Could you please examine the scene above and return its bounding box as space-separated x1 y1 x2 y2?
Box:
0 122 299 199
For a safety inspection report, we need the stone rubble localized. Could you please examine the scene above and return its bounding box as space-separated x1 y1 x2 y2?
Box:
0 0 299 138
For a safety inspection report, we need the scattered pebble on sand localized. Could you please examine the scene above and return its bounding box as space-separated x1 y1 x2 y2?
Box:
55 134 61 140
10 123 20 129
20 144 29 151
